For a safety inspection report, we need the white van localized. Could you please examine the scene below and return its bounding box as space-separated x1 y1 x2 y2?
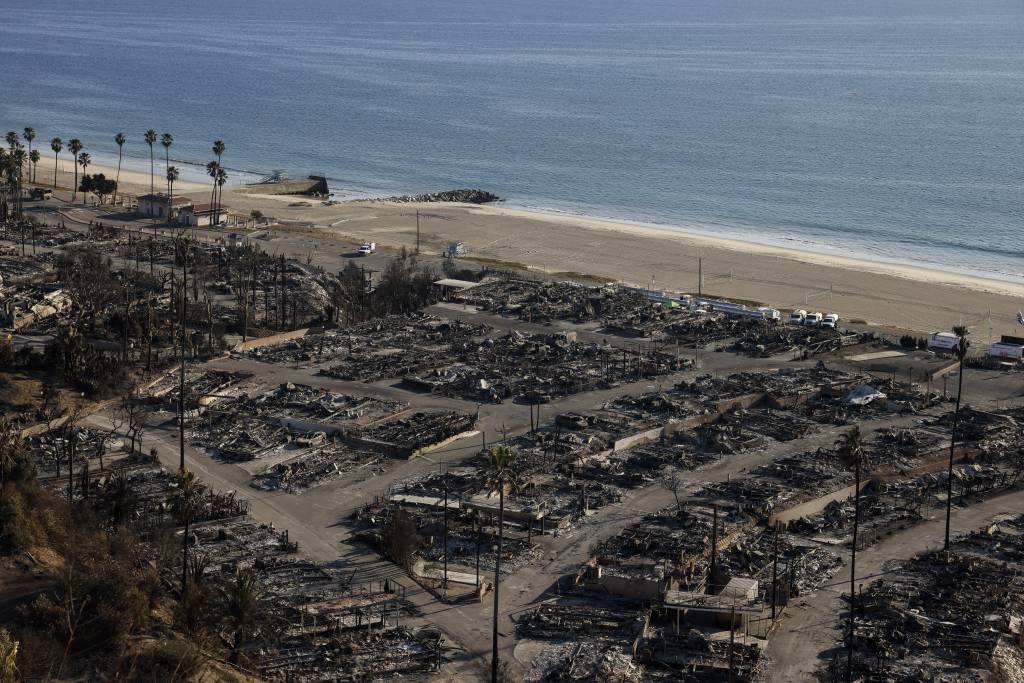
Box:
788 309 807 324
821 313 840 329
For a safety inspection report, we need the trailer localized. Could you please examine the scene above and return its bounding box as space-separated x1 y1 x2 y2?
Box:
928 332 962 352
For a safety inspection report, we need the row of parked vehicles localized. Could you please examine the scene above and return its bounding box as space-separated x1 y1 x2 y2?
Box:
788 309 840 329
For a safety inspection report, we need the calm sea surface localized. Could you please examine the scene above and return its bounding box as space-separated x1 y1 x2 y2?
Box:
2 0 1022 280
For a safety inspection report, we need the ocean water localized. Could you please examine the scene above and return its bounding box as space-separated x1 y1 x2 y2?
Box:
2 0 1022 280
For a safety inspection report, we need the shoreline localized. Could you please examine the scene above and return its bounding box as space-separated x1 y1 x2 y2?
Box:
474 204 1024 300
28 157 1024 333
27 153 1024 293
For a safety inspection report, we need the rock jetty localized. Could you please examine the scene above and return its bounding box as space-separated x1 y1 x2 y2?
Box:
377 189 500 204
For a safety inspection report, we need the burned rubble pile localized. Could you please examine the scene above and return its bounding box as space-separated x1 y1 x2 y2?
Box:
248 315 487 371
525 638 646 683
790 482 925 549
456 278 658 326
148 369 254 410
671 311 777 347
750 448 853 497
354 472 543 576
357 410 476 455
28 428 448 681
700 479 801 520
675 366 861 407
188 410 391 492
589 506 751 589
716 529 842 597
227 382 406 426
830 521 1024 682
406 329 686 403
518 604 647 683
639 626 766 683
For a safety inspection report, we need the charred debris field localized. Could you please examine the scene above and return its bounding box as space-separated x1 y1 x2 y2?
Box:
2 222 1023 682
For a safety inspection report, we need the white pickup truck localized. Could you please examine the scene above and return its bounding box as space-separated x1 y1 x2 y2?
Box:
357 241 376 256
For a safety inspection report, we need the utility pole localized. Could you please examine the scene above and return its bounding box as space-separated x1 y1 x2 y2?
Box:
728 604 736 683
698 257 703 298
709 504 719 593
476 513 481 588
416 210 420 255
179 248 187 472
771 523 779 620
442 462 449 590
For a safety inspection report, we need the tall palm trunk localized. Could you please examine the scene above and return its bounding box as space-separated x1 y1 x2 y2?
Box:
116 149 123 205
944 358 965 549
847 461 860 682
71 157 78 202
53 152 59 188
491 486 503 683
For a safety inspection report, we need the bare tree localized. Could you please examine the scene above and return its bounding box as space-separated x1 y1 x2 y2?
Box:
659 468 684 510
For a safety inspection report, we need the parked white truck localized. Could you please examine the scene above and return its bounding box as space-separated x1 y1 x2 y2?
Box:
357 241 377 256
788 309 807 324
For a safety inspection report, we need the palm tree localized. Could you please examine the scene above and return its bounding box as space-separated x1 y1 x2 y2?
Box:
10 148 26 223
212 140 225 222
4 131 16 151
480 445 520 683
216 167 228 226
944 326 970 550
22 128 35 181
144 129 157 201
28 149 40 186
217 569 265 664
50 137 62 188
114 132 126 205
67 138 83 202
161 133 174 194
108 470 138 526
835 426 866 682
170 469 206 596
206 159 219 225
166 166 179 223
77 152 91 203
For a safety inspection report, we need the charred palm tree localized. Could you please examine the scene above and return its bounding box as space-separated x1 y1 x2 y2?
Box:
170 469 206 597
217 569 266 664
836 426 866 682
481 445 520 683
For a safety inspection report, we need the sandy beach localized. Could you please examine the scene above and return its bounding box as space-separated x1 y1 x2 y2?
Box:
29 156 209 194
218 189 1024 338
32 158 1023 337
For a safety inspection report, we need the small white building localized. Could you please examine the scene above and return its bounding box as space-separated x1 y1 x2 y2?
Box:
178 203 226 227
136 193 193 220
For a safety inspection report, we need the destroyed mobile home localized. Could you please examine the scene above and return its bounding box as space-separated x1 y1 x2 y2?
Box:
21 425 448 681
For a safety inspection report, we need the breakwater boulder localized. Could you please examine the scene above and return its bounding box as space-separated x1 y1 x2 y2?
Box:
378 189 500 204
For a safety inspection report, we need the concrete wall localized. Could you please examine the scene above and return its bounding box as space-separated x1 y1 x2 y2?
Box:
233 327 314 352
768 481 868 527
613 426 664 452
